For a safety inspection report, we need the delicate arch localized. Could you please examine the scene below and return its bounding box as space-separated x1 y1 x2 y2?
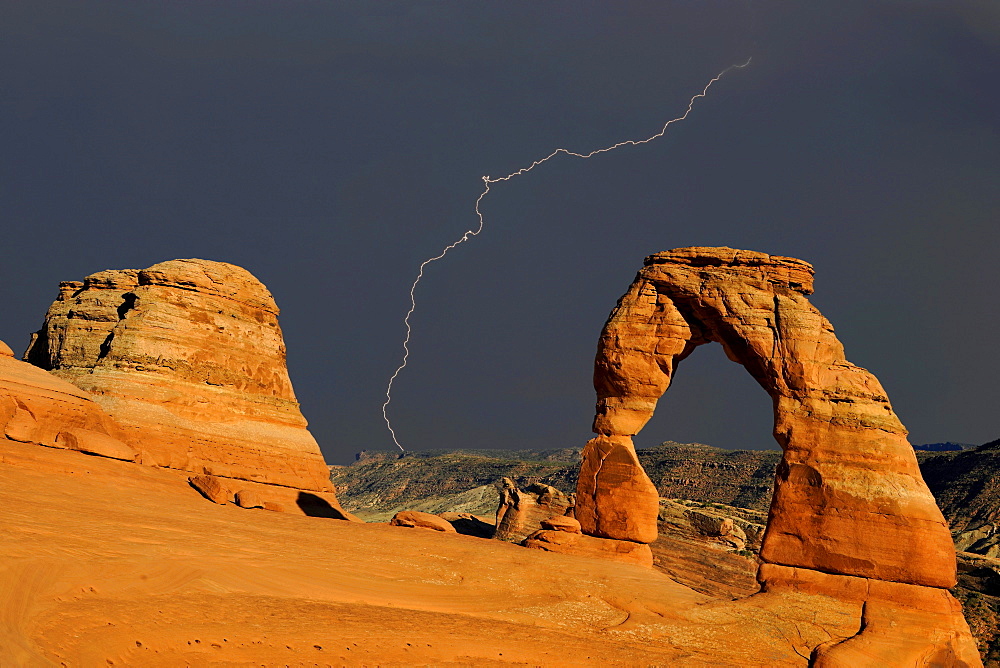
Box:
576 247 955 589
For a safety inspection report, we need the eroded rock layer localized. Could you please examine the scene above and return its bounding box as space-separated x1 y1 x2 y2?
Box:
24 259 333 493
0 343 135 460
578 247 979 664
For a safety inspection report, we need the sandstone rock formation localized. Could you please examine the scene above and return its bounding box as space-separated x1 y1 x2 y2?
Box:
658 499 757 551
578 247 978 662
23 259 335 495
494 478 572 543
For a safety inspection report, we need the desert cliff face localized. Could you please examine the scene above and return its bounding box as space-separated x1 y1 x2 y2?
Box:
23 259 333 493
576 246 979 664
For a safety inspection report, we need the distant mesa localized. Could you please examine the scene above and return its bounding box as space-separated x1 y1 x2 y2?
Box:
13 258 353 518
914 442 977 452
568 246 979 663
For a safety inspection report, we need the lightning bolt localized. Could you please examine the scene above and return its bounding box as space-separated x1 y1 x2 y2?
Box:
382 58 751 452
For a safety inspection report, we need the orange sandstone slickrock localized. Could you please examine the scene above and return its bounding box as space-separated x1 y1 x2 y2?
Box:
0 438 874 667
0 345 135 460
23 259 333 493
573 247 979 665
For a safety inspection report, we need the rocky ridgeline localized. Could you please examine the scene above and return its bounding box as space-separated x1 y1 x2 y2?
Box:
330 448 581 521
920 439 1000 559
332 442 780 517
920 440 1000 661
333 440 1000 558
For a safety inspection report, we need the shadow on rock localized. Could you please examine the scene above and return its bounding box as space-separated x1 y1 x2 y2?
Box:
297 492 348 519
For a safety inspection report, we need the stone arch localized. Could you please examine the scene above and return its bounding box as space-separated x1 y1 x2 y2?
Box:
575 246 956 589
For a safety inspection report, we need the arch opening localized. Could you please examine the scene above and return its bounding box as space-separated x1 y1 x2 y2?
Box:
633 340 777 452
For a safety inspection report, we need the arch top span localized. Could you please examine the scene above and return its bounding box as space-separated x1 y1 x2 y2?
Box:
576 246 956 590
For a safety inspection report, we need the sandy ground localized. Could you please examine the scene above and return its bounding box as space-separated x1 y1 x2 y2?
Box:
0 440 859 667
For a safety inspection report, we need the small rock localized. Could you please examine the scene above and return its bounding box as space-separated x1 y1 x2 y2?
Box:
540 515 582 533
390 510 457 533
234 489 265 509
0 340 13 357
263 501 285 512
189 474 230 504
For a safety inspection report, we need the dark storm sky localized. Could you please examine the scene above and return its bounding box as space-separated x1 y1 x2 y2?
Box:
2 2 998 464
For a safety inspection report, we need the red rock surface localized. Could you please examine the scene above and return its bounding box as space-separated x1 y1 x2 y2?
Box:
760 564 980 665
576 247 979 663
524 530 654 568
0 345 133 455
13 437 883 667
23 259 335 494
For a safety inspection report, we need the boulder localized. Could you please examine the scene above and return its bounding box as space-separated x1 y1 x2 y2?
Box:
575 434 659 543
234 489 265 509
189 474 230 504
0 340 13 357
23 259 340 498
390 510 457 533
